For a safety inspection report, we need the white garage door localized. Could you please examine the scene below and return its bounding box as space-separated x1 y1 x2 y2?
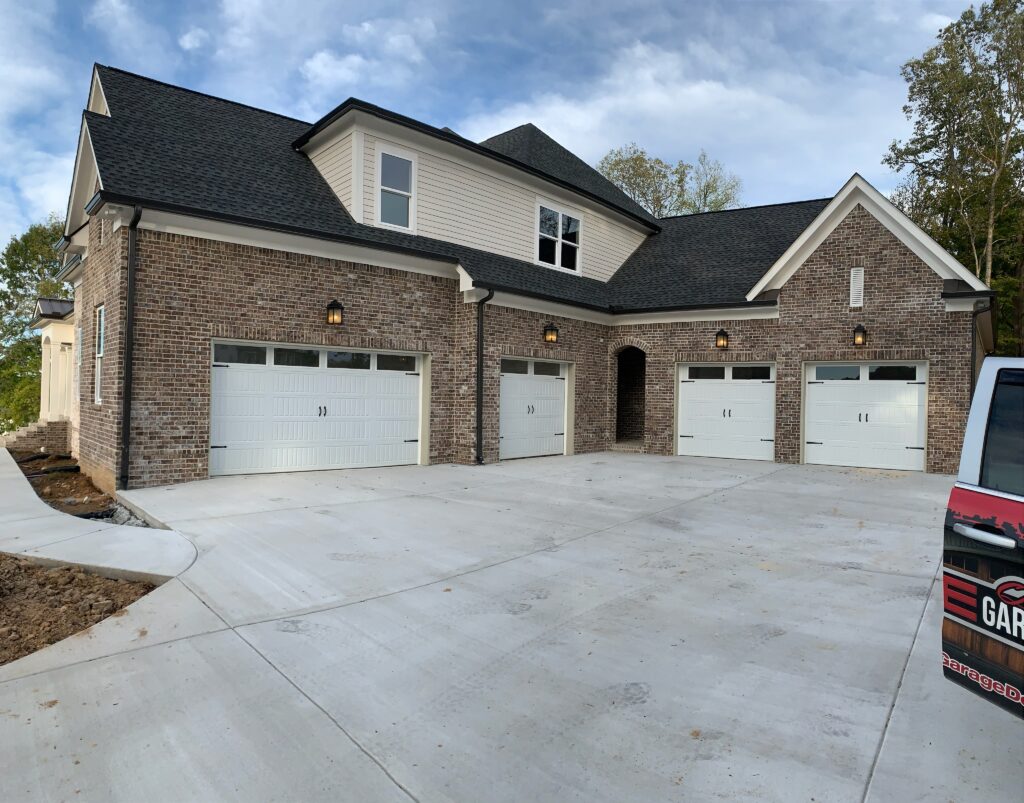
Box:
677 364 776 460
209 342 421 476
804 363 926 471
499 358 566 460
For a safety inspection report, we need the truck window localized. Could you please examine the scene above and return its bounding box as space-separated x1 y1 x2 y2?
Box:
979 368 1024 497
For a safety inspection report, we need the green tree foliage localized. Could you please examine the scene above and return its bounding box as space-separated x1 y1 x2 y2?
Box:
885 0 1024 355
0 215 68 431
597 144 742 217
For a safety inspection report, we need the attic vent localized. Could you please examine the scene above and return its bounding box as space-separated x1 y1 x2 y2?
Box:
849 266 864 308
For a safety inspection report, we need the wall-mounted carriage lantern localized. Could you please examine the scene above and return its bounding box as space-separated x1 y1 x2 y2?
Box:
853 324 867 347
715 329 729 349
543 323 559 344
326 299 344 326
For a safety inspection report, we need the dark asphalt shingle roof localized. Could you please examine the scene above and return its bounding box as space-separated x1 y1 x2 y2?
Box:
479 124 657 226
608 200 831 309
84 65 826 313
36 298 75 319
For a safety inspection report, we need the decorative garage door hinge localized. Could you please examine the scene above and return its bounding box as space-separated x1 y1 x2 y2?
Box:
680 380 695 383
558 377 566 381
760 438 775 442
907 381 926 384
403 439 419 443
554 432 564 436
212 363 229 368
679 434 694 438
210 445 227 449
905 446 925 450
762 380 775 384
806 441 823 445
807 381 824 384
406 372 420 376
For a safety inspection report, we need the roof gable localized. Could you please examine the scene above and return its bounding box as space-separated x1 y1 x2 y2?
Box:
479 124 656 225
746 174 988 300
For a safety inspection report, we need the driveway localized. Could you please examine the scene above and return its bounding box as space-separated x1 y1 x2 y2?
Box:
1 454 1021 801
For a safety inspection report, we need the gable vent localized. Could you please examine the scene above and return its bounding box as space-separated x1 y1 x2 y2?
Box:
849 266 864 308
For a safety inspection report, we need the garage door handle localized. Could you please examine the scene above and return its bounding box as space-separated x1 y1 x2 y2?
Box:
858 413 862 422
865 413 869 423
953 523 1016 550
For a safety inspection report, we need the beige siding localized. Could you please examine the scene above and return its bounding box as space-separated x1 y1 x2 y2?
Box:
360 133 646 282
310 131 354 212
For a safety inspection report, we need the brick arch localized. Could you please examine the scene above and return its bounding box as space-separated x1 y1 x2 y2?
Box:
609 336 653 356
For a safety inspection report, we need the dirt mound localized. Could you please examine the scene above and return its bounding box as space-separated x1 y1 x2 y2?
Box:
0 555 154 666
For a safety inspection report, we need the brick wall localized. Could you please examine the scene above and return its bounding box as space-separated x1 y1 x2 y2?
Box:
2 420 70 454
72 202 973 489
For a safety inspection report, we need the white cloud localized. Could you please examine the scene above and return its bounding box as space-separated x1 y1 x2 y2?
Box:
301 51 368 90
179 26 210 52
458 40 912 204
919 12 954 33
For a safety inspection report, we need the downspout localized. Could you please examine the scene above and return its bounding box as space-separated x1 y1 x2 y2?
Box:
475 288 494 464
969 300 992 398
118 205 143 490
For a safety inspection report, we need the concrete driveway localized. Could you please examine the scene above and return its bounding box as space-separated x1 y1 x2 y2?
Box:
1 454 1021 801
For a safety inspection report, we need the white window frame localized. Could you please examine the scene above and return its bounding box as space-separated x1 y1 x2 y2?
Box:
535 199 583 275
376 145 417 233
94 306 105 404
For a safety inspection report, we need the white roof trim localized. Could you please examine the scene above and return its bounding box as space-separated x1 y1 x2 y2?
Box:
746 173 988 301
87 66 110 116
64 120 103 237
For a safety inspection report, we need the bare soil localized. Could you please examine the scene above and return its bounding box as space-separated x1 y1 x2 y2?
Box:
0 554 154 666
10 450 146 523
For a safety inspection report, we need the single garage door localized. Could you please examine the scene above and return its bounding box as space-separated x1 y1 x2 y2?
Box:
499 358 567 460
677 363 776 460
804 362 926 471
209 342 421 476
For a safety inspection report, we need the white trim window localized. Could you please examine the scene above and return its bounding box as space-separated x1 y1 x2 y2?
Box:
377 147 416 231
536 201 581 273
94 305 105 404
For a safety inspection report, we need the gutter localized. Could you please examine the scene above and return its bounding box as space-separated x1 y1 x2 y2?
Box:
475 288 494 464
118 205 143 490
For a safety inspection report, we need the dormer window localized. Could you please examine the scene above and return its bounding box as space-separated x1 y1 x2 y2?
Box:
537 201 581 272
378 148 416 231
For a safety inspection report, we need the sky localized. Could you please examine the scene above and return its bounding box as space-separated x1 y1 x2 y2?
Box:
0 0 969 247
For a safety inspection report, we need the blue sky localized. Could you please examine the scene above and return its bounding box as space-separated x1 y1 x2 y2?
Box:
0 0 967 247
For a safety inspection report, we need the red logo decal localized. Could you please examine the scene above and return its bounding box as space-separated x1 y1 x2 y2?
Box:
996 578 1024 607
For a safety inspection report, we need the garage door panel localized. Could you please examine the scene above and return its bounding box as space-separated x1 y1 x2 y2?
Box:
677 366 775 461
499 364 566 460
210 346 421 476
805 364 925 471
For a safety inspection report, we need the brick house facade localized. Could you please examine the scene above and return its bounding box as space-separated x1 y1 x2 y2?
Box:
51 65 994 492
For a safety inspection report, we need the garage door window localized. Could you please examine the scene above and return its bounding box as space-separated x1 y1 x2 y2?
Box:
732 366 771 380
274 348 319 367
533 361 561 377
815 365 860 381
327 351 370 369
869 365 916 381
377 354 416 371
689 366 726 380
501 359 529 374
214 344 267 365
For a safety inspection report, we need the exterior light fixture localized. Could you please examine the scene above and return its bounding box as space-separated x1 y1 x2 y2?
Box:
715 329 729 349
326 299 344 326
543 323 559 344
853 324 867 347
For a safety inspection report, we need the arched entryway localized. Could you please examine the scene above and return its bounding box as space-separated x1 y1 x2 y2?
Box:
615 346 646 445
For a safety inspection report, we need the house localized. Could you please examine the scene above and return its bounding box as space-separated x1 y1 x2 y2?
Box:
49 64 994 493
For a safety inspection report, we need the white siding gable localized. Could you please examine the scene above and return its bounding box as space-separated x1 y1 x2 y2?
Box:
309 130 354 212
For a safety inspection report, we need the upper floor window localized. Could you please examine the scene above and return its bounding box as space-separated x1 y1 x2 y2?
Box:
378 149 415 231
537 202 580 272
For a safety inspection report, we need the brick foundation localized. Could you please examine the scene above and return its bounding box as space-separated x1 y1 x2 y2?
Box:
1 420 71 455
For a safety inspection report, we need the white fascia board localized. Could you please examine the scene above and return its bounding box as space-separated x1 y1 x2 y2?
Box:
64 122 102 237
88 67 110 116
944 297 980 312
461 287 779 326
136 208 460 280
746 174 988 301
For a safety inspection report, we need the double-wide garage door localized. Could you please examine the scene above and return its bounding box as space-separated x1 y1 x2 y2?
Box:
804 362 926 471
209 342 421 476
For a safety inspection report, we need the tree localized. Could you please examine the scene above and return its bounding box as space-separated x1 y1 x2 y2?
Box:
0 214 68 431
597 144 741 217
884 1 1024 355
678 150 744 214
